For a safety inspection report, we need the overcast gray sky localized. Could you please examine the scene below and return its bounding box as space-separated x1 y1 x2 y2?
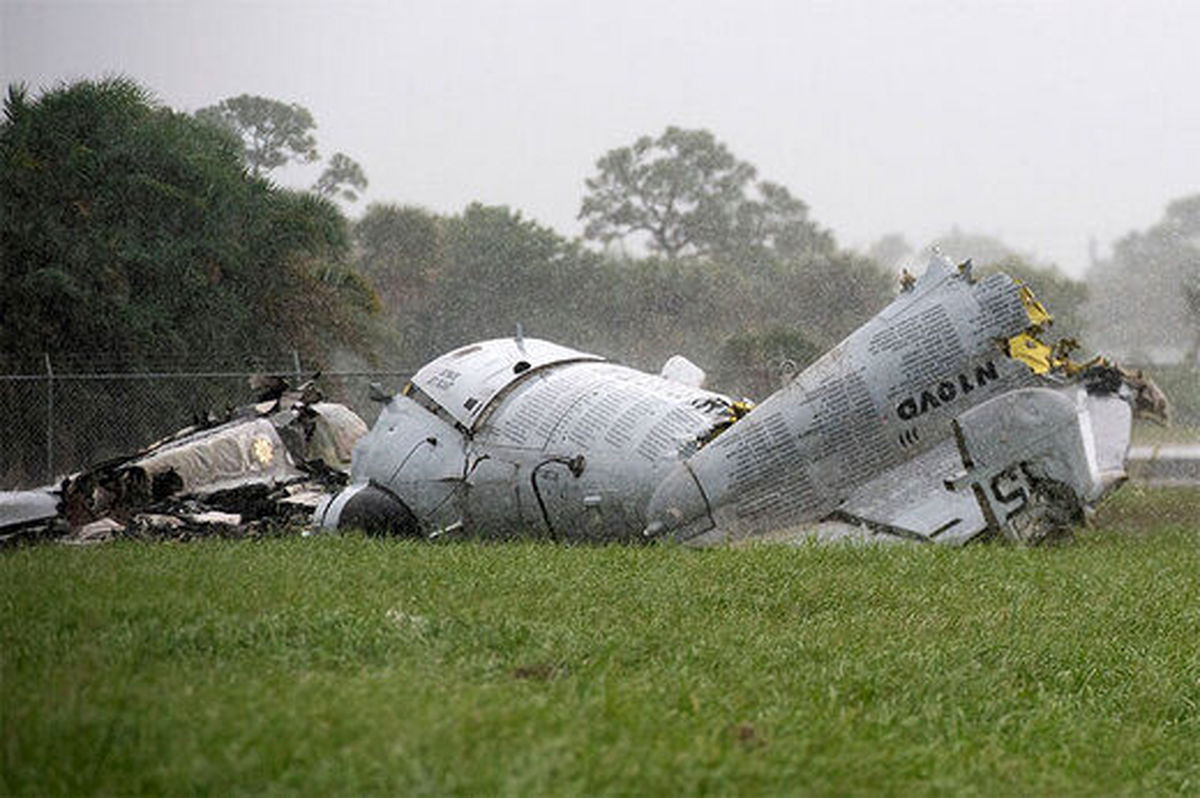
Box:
4 0 1199 276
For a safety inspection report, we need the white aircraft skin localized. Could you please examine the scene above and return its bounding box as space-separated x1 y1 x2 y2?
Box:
317 255 1146 546
316 336 743 541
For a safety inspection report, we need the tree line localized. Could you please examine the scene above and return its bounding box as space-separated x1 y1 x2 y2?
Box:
3 76 1197 405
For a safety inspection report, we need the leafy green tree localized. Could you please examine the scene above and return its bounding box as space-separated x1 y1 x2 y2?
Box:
314 152 368 202
1 78 375 361
764 254 895 346
194 94 318 175
1164 194 1200 235
712 326 825 399
353 203 445 310
0 78 379 478
866 233 913 271
1186 281 1200 364
354 199 892 394
1085 196 1200 362
593 255 743 368
417 204 594 353
1162 195 1200 362
725 181 835 263
579 126 830 262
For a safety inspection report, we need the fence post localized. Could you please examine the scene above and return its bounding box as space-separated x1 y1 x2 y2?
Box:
292 349 302 385
44 352 54 483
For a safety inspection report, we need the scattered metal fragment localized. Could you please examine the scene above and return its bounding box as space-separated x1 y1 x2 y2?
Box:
71 517 125 545
0 489 60 534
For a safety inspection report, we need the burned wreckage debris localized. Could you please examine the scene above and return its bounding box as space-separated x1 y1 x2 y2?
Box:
317 255 1167 546
0 381 368 546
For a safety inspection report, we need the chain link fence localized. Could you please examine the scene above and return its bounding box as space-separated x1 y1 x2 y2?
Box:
0 352 413 489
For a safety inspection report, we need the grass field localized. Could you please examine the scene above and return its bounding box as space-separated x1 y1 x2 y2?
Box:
2 487 1198 795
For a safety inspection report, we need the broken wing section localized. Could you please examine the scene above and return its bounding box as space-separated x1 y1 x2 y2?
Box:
822 385 1132 546
823 439 988 544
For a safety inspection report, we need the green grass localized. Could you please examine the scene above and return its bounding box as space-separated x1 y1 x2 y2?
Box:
3 488 1199 795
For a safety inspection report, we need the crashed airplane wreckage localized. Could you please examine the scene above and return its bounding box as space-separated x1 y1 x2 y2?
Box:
0 384 367 545
318 255 1165 546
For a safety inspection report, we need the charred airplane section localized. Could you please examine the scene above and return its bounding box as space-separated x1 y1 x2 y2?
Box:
319 254 1164 546
1 383 368 546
